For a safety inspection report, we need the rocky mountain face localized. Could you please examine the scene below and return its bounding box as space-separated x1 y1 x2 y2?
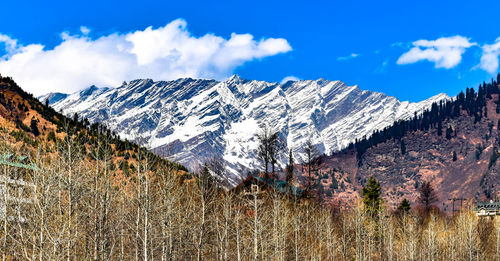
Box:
303 92 500 210
41 75 448 187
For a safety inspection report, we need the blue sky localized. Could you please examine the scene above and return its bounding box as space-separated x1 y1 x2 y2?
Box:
1 0 500 101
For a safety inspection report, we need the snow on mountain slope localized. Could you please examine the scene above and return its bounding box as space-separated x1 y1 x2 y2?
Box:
44 75 449 187
38 92 69 104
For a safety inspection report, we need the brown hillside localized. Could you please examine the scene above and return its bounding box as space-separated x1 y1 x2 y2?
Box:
0 76 189 188
297 91 500 211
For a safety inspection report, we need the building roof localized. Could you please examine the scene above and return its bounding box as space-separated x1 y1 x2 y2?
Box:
252 176 304 197
0 153 38 170
474 201 500 212
233 175 304 197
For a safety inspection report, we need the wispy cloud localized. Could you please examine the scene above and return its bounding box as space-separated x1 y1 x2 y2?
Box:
337 53 360 61
280 75 300 84
0 19 292 95
391 42 409 48
396 36 475 69
375 59 389 74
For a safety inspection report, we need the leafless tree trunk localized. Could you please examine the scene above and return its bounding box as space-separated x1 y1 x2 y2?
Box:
303 139 319 194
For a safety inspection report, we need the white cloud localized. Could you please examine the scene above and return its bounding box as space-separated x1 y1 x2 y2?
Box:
337 53 360 61
80 26 90 35
397 35 475 69
479 37 500 74
280 75 300 84
0 19 292 95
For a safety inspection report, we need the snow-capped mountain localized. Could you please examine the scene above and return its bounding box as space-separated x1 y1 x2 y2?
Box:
40 75 449 187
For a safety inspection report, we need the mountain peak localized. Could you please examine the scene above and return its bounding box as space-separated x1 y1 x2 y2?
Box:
226 74 243 83
80 85 99 97
128 78 154 86
431 92 450 100
417 92 451 106
38 92 69 105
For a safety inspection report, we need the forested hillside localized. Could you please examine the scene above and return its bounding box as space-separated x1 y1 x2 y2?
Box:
300 76 500 208
0 75 187 175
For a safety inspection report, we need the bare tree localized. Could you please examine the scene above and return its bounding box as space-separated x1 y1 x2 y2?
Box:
2 103 500 260
268 132 284 176
256 125 283 179
257 125 272 178
303 140 320 193
285 148 294 184
206 156 227 186
195 163 217 261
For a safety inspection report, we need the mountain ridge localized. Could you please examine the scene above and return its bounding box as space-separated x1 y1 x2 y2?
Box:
41 75 449 187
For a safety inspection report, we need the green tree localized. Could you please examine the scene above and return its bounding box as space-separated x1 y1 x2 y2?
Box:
452 151 457 161
418 181 438 214
362 176 383 217
397 198 411 213
47 131 56 142
330 173 338 190
475 144 484 160
119 160 130 177
400 140 406 155
446 126 453 140
30 117 40 137
488 149 498 169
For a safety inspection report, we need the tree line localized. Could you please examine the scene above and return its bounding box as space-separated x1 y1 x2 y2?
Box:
1 132 499 260
349 74 500 158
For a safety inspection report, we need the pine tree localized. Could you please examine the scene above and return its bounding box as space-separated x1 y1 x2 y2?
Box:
362 176 382 218
30 117 40 137
47 131 56 142
330 173 338 190
452 151 457 161
400 140 406 155
316 178 325 203
488 149 498 169
446 126 453 140
397 198 411 213
418 181 438 214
